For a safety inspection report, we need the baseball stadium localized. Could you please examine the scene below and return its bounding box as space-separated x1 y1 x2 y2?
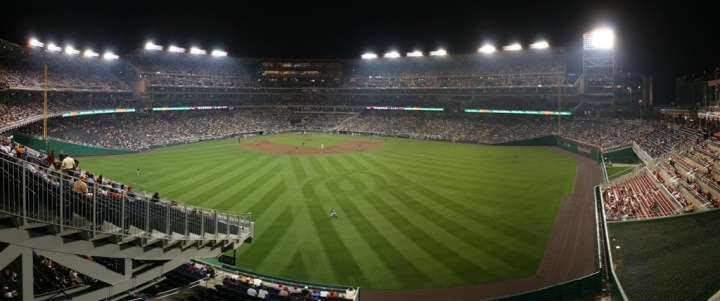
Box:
1 27 720 301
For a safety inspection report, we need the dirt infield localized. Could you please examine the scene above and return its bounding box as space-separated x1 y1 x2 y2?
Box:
359 147 605 301
239 138 384 154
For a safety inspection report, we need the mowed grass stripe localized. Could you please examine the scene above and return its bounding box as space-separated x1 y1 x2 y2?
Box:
306 156 328 175
165 156 263 202
383 188 528 276
213 163 284 211
74 134 576 289
362 193 495 286
326 196 400 285
289 157 308 181
190 158 282 205
310 203 367 286
173 155 277 206
245 179 288 221
237 206 302 273
333 194 430 288
358 153 546 272
340 155 522 280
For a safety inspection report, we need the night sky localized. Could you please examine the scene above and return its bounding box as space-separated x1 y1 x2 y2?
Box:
1 0 719 105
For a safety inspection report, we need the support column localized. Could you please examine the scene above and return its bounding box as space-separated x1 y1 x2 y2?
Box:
19 247 34 300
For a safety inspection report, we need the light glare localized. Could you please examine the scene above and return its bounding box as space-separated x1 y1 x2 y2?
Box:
145 42 163 51
211 50 227 57
103 52 119 60
168 45 185 53
361 53 378 59
478 45 496 54
64 46 80 55
530 41 549 49
503 43 522 51
384 51 400 58
429 49 447 56
83 50 99 58
29 38 44 48
190 47 207 55
47 43 62 52
406 50 423 57
584 29 614 49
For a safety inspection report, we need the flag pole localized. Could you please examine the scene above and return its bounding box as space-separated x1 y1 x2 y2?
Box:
44 63 48 152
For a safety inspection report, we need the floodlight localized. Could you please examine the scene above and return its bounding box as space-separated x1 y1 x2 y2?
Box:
361 53 378 59
478 45 496 54
47 43 62 52
406 50 423 57
168 45 185 53
103 52 119 60
529 41 549 49
28 38 44 48
83 50 99 58
583 28 614 50
64 46 80 55
384 51 400 58
211 50 227 57
144 42 163 51
429 49 447 56
502 43 522 51
190 47 207 55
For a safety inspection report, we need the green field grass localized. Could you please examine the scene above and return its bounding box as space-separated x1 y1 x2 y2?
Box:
606 165 637 181
78 132 577 289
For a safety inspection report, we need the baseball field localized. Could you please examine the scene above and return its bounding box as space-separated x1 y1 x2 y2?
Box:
77 132 577 289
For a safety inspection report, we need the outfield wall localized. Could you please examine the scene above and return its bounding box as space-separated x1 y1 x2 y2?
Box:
11 133 137 156
603 147 642 165
555 136 603 162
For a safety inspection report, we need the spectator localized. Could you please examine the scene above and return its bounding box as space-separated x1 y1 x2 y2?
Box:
61 153 76 172
247 286 258 297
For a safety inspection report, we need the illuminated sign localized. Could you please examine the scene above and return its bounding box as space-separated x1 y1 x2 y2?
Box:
464 109 571 116
62 108 135 117
366 106 443 111
152 106 229 111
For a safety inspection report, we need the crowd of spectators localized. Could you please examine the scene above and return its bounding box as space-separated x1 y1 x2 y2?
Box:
0 39 130 91
12 109 354 149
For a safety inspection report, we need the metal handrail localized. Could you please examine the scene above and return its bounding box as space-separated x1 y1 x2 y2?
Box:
0 152 252 243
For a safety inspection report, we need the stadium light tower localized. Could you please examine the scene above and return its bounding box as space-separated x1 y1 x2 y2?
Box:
384 51 400 58
190 47 207 55
478 45 496 54
168 45 185 53
47 43 62 52
529 41 550 49
582 28 616 106
103 52 119 60
28 38 44 48
83 49 99 58
429 49 447 56
211 50 227 57
502 43 522 51
583 28 614 50
64 46 80 55
406 50 423 57
145 42 163 51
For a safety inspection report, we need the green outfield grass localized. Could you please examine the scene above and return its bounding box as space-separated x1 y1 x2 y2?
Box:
78 132 577 289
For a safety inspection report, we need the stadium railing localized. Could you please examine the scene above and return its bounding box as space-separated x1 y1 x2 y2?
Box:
0 151 252 245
